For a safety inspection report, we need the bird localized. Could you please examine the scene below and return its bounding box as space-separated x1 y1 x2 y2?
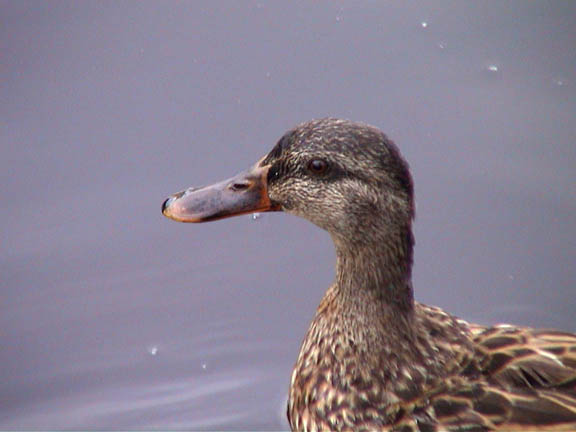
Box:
162 118 576 431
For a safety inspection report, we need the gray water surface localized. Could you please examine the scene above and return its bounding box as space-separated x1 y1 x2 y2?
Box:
2 1 575 429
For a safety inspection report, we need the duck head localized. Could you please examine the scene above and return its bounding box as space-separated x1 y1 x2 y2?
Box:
162 119 414 247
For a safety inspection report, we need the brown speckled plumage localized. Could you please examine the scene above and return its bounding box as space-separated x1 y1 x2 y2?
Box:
163 118 576 431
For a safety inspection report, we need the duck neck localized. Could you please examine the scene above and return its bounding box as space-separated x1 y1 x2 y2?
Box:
333 226 415 319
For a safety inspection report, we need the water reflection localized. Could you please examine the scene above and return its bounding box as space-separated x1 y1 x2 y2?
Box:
2 320 289 430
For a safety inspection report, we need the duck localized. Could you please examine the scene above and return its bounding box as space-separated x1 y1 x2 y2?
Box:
162 118 576 431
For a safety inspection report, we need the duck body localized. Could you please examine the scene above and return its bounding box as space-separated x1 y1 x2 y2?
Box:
290 296 576 431
162 118 576 431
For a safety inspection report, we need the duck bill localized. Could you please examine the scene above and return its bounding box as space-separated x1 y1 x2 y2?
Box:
162 162 279 223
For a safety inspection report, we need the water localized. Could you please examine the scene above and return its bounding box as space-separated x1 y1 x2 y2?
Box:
1 1 575 429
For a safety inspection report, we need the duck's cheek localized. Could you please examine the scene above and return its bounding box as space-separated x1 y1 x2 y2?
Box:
290 205 342 233
267 183 301 213
265 192 290 214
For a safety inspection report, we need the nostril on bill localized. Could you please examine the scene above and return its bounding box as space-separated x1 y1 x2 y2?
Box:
229 181 251 191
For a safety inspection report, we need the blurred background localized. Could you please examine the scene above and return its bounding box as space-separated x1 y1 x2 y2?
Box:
1 1 575 429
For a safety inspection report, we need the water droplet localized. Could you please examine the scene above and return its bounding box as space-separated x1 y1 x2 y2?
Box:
421 21 428 28
251 213 262 221
437 42 446 50
201 363 207 370
147 345 159 356
556 79 564 86
487 64 499 72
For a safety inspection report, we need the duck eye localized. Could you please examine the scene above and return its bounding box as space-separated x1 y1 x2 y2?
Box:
307 159 329 175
